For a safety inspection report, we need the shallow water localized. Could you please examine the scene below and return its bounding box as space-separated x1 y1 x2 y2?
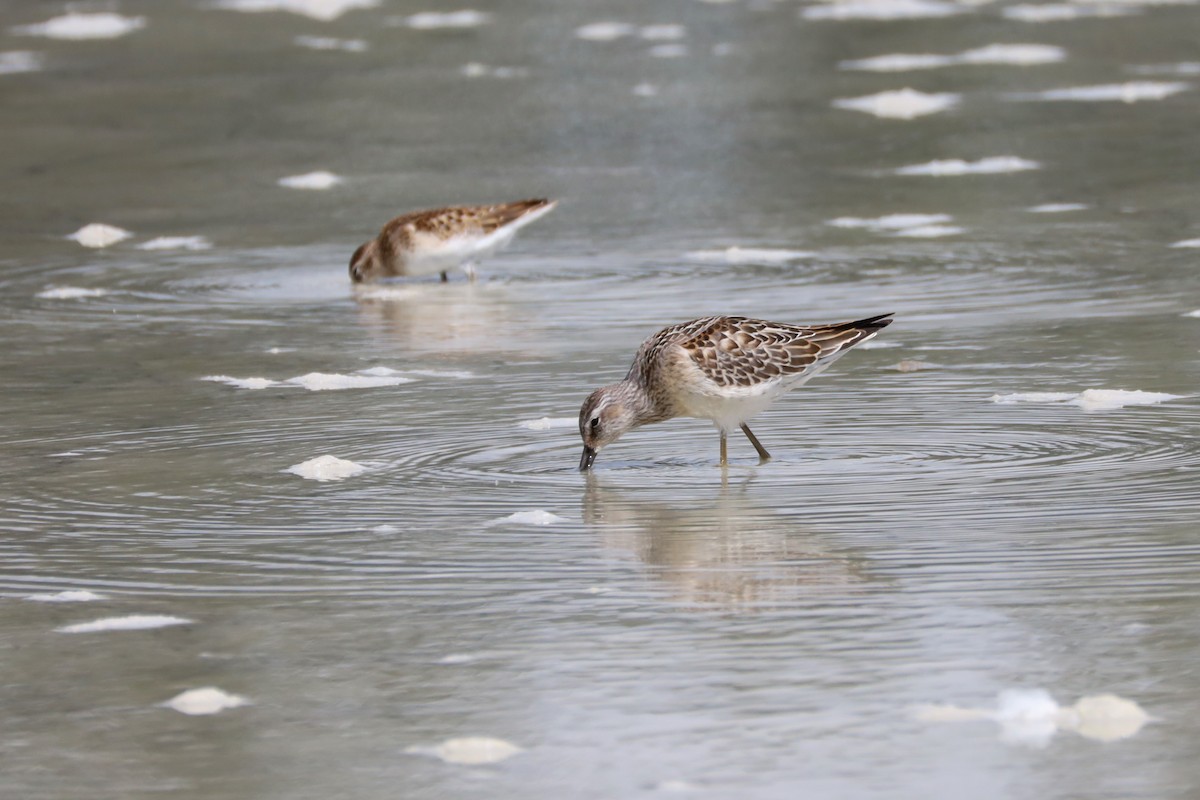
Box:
3 1 1200 798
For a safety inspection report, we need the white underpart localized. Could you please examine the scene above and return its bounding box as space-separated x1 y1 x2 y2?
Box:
404 201 556 277
673 332 880 431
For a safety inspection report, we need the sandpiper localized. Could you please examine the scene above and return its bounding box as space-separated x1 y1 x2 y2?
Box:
578 313 893 470
349 198 556 283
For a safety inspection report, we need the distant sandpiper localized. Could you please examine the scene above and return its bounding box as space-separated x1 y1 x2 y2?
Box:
349 199 556 283
578 313 893 469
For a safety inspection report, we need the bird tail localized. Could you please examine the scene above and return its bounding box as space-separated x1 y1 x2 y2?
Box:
836 312 894 332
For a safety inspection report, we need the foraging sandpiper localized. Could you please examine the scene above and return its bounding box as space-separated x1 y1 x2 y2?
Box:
349 198 556 283
578 313 893 469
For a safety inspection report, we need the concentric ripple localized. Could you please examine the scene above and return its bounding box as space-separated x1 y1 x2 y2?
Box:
4 232 1198 603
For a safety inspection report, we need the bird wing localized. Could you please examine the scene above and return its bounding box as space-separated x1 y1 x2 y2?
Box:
378 199 551 241
468 199 555 233
397 199 552 237
675 315 891 389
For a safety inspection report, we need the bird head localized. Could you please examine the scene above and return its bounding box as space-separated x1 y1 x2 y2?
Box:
348 240 380 283
578 385 638 470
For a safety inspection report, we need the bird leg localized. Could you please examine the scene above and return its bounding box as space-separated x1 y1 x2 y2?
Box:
463 262 478 282
439 270 449 283
740 423 771 464
719 430 728 467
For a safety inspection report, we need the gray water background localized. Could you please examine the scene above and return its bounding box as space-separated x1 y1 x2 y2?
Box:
2 0 1200 797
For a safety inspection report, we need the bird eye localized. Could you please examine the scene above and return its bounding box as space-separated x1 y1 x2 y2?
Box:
589 417 600 434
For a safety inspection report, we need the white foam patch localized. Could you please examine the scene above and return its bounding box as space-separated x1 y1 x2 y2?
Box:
990 389 1183 410
205 368 436 390
1184 310 1200 318
1070 389 1184 411
25 590 105 603
405 737 523 765
632 82 659 97
802 0 969 20
990 391 1078 404
833 88 960 119
492 510 569 526
11 12 145 40
1170 238 1200 248
295 35 368 52
0 51 43 75
841 53 955 71
461 62 528 78
640 24 687 40
1028 203 1087 213
1088 0 1200 6
828 213 954 232
163 687 249 716
137 236 213 251
686 247 814 264
359 366 474 379
213 0 379 22
992 688 1062 746
575 21 636 41
1004 3 1140 20
914 689 1149 745
858 339 901 349
286 455 367 481
437 653 480 664
894 156 1040 175
67 223 132 248
1067 694 1153 742
892 224 965 238
285 372 413 391
887 359 936 372
1130 62 1200 76
842 44 1064 72
649 44 688 58
518 417 577 430
201 375 279 390
401 10 492 29
278 170 343 190
654 780 701 793
37 286 110 300
961 43 1066 65
1017 81 1189 102
57 614 192 633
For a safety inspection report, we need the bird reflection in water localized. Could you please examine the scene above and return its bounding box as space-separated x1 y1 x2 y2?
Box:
582 476 870 611
351 280 543 355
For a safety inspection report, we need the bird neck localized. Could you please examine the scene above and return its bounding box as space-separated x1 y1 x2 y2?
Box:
614 375 673 425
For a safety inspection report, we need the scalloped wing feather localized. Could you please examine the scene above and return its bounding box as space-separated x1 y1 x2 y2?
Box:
674 315 889 389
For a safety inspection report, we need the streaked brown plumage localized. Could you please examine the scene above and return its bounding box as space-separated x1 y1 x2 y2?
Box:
578 313 894 469
349 198 556 283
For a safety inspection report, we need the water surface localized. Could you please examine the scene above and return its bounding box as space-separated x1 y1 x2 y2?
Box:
3 1 1200 798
